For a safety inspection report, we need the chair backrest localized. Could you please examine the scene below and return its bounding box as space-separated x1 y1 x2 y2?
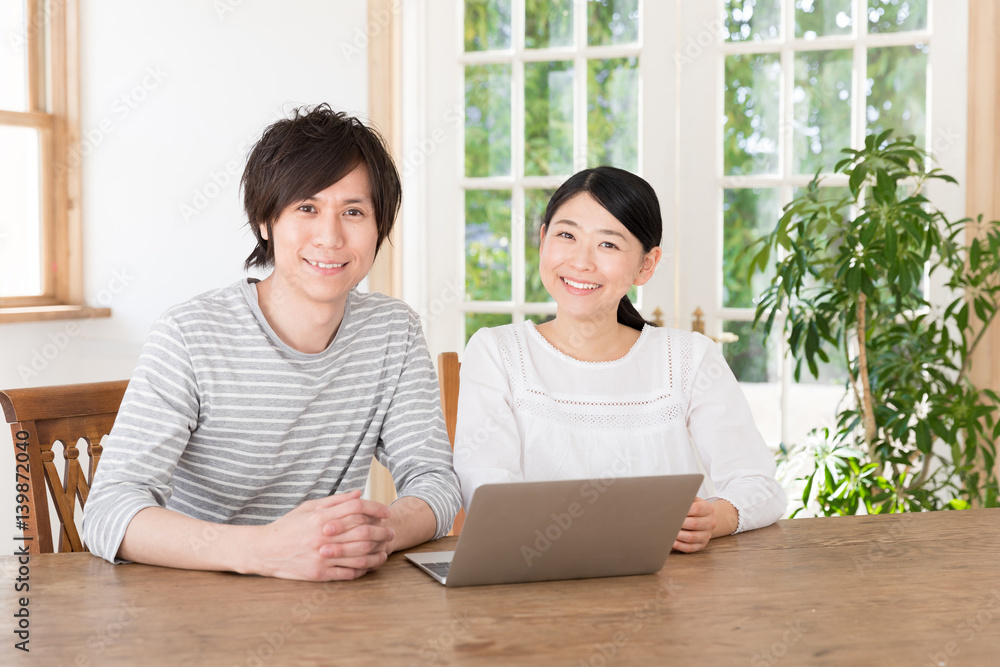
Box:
1 380 128 554
437 352 465 536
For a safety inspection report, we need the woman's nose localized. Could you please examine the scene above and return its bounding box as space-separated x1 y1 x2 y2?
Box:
568 245 596 270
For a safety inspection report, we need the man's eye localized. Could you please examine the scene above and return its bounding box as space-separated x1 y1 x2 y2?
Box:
298 204 316 213
345 208 364 217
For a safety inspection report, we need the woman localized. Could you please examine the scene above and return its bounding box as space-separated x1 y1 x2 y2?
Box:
453 166 785 553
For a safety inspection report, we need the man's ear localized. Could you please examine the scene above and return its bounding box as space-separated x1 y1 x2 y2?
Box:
633 246 663 287
259 222 268 241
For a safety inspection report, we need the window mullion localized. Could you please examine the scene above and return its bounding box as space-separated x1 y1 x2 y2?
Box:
511 0 525 318
852 0 867 151
574 0 587 172
27 0 44 111
777 0 795 447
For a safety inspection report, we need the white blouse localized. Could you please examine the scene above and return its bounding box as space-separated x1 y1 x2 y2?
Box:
453 322 786 534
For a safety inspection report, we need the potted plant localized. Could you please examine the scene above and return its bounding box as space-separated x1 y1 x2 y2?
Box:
747 131 1000 515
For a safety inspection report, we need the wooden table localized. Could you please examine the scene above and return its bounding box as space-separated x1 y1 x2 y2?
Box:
3 509 999 666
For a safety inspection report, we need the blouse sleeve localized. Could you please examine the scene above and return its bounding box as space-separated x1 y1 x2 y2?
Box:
685 334 787 533
452 329 525 509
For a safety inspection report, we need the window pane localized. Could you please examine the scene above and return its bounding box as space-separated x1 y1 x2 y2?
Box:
524 188 555 303
465 0 512 52
724 53 781 176
0 0 29 112
723 321 779 383
794 342 851 386
796 0 853 39
793 49 852 174
723 321 781 447
525 61 574 177
587 57 638 171
465 64 512 178
466 313 513 344
787 336 849 453
0 125 43 297
868 0 927 34
465 190 512 301
723 187 779 308
791 185 853 255
525 0 574 49
724 0 782 42
587 0 639 46
867 45 928 147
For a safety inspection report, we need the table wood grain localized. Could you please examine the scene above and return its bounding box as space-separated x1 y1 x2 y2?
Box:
3 509 999 666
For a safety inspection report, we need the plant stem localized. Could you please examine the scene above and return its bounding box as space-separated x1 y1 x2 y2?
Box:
857 294 877 449
905 451 934 493
845 329 864 421
959 304 999 383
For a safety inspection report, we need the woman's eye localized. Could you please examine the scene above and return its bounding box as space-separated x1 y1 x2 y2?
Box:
557 232 574 239
600 241 619 250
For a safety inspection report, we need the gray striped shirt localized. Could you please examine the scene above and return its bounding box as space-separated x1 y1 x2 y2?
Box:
82 279 461 563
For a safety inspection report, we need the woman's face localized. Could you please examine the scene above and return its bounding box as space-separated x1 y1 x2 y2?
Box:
538 192 661 322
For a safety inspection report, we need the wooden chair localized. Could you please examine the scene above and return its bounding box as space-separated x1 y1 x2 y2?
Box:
1 380 129 554
437 352 465 536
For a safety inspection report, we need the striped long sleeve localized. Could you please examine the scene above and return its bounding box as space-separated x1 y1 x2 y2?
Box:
82 280 461 562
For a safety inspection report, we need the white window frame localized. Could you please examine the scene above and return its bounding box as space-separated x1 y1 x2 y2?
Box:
677 0 968 446
405 0 968 451
409 0 676 359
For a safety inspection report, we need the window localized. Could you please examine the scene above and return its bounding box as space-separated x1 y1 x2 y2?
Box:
411 0 966 454
458 0 642 341
682 0 963 449
0 0 90 322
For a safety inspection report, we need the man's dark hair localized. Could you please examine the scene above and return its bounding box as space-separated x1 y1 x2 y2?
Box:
241 104 402 270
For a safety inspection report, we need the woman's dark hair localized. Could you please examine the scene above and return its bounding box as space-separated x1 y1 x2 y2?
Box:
541 166 662 332
241 104 402 270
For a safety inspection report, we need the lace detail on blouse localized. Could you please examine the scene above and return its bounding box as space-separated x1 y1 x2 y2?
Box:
494 324 698 431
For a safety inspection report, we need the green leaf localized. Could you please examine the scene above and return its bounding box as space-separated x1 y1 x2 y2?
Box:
885 228 898 264
956 303 969 331
915 422 932 453
849 163 868 198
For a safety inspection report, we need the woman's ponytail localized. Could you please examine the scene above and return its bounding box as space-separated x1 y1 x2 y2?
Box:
617 295 654 332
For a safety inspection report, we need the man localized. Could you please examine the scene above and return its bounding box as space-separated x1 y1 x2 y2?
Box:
82 105 461 581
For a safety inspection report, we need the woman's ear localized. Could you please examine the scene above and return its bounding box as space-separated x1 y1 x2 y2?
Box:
633 246 663 286
538 225 546 252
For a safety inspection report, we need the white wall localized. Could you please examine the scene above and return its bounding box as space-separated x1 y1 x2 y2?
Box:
2 0 371 545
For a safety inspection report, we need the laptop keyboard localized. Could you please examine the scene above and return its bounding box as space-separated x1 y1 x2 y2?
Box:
423 561 452 578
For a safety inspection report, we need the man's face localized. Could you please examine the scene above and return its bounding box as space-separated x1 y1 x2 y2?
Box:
260 163 379 315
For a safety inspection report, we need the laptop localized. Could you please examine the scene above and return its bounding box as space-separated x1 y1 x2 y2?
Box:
405 474 703 587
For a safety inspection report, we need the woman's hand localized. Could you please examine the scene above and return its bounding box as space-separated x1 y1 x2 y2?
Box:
672 497 738 553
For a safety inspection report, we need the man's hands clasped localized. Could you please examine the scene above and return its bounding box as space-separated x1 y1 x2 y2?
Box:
252 490 395 581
